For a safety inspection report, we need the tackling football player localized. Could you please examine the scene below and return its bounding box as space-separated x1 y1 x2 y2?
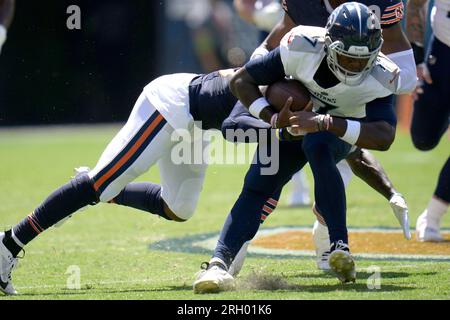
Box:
0 68 277 295
194 2 401 292
407 0 449 242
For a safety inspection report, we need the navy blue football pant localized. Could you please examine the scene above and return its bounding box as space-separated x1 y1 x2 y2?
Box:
410 36 450 203
214 131 352 266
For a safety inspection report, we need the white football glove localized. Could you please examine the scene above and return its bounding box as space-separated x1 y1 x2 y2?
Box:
0 25 7 54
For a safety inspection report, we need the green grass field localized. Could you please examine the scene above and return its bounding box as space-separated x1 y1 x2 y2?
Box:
0 125 449 300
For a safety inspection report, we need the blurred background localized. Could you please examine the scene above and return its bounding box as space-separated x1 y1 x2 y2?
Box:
0 0 261 125
0 0 434 126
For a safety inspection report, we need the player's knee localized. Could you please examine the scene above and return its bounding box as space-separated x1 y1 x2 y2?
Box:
303 141 330 163
411 135 439 151
410 125 441 151
73 173 99 205
163 201 195 222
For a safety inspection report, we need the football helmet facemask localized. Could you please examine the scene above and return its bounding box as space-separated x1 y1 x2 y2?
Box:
325 2 383 86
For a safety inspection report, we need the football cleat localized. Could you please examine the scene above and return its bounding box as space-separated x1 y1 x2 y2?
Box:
0 233 19 295
54 166 91 228
193 258 235 294
228 241 250 277
389 193 411 240
312 220 331 271
328 241 356 284
416 210 443 242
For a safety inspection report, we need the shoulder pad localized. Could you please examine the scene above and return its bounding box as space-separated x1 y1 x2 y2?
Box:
371 53 401 93
282 26 326 54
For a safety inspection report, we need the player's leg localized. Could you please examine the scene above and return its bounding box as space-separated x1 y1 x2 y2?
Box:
194 139 306 293
0 93 171 295
155 137 209 222
302 131 355 283
410 36 450 241
228 187 282 277
311 158 353 270
223 102 311 208
345 148 410 237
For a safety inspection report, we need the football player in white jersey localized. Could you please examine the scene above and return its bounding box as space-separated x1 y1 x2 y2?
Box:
194 2 401 292
0 0 14 54
407 0 450 242
227 0 414 276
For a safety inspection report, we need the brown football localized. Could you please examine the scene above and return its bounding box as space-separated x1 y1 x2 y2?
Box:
265 79 311 112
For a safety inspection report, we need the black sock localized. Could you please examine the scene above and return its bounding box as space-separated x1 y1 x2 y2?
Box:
113 182 171 220
2 230 22 258
12 174 98 249
435 157 450 203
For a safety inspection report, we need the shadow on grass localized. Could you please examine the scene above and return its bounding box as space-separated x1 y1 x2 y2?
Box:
282 270 437 280
236 271 422 293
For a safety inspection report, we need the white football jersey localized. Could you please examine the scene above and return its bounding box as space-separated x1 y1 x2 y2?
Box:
431 0 450 47
279 26 400 119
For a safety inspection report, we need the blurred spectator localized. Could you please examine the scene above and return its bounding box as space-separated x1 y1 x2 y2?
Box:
160 0 260 74
234 0 282 32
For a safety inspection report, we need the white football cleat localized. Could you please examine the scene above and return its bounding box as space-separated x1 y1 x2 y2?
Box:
416 210 443 242
0 233 19 295
228 241 250 277
193 259 235 294
312 220 331 271
54 166 91 228
328 241 356 284
389 193 411 240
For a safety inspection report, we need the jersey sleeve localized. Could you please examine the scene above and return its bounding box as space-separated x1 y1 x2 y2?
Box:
245 47 286 85
365 0 404 28
365 95 397 127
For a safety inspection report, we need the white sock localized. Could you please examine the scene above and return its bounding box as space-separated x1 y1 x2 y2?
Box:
424 196 449 226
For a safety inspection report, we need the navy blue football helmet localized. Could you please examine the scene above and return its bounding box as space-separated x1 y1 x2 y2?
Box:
325 2 383 85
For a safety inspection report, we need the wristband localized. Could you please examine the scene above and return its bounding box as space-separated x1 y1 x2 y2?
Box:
340 120 361 145
0 25 7 52
249 97 270 118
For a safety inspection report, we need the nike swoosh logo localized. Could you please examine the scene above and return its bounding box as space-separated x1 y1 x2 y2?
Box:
389 70 400 84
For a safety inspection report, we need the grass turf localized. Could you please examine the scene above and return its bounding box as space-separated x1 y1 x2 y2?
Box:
0 125 448 300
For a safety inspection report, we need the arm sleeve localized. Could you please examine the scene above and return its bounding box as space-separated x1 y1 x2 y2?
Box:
365 95 397 127
245 47 286 85
387 49 418 94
